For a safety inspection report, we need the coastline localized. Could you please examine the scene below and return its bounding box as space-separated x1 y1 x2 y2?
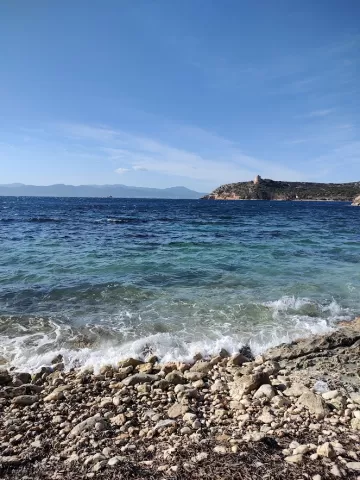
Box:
201 197 353 202
1 319 360 479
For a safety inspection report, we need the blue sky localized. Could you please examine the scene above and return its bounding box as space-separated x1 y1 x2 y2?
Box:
0 0 359 192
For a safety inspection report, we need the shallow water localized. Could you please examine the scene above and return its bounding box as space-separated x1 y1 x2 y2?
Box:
0 196 359 371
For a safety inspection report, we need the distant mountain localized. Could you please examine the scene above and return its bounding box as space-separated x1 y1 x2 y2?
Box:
202 175 360 201
0 183 205 199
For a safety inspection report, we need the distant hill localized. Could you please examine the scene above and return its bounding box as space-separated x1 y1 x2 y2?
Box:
202 175 360 201
0 184 204 199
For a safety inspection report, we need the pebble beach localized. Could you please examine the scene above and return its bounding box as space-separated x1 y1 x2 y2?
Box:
1 319 360 480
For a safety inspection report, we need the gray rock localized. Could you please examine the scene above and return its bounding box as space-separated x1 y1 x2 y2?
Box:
317 442 336 459
22 384 43 394
14 372 32 384
210 380 226 393
184 371 206 382
65 454 79 464
253 384 276 400
117 366 133 379
168 402 189 419
192 419 201 429
350 392 360 405
213 445 227 454
110 413 126 426
284 454 303 464
0 456 21 466
44 385 69 402
190 361 212 373
180 426 192 435
69 414 107 438
346 462 360 471
108 456 126 466
351 418 360 430
92 460 107 472
154 419 176 433
283 382 309 397
12 395 38 406
258 408 274 424
330 465 342 477
227 353 249 367
261 360 281 376
297 392 328 420
191 452 208 463
183 412 197 423
321 390 339 400
293 445 310 455
118 358 143 368
229 372 270 400
165 371 186 385
0 370 11 386
92 453 106 463
326 396 346 411
121 373 159 386
271 395 290 407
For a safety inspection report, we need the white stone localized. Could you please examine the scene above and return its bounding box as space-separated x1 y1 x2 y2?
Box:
285 454 303 464
293 445 310 455
214 445 227 454
322 390 339 400
330 464 342 477
346 462 360 471
253 384 276 400
183 412 197 423
317 442 336 459
258 409 274 424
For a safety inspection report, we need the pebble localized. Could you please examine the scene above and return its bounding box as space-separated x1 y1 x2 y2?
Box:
284 454 303 464
317 442 336 459
12 395 38 406
346 462 360 471
330 464 342 477
214 445 227 454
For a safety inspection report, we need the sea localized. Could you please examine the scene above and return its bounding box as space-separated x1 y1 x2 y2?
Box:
0 196 359 372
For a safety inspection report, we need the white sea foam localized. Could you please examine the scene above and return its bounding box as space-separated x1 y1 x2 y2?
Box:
264 296 314 311
1 295 349 374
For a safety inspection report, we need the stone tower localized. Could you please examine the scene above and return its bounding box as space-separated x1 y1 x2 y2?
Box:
253 175 261 185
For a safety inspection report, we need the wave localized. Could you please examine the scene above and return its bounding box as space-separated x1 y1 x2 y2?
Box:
0 217 63 223
263 295 350 318
28 217 62 223
106 217 175 224
106 217 147 224
0 296 350 373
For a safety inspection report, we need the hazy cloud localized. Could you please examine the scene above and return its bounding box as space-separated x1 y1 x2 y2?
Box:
133 165 148 171
307 109 335 118
59 123 306 185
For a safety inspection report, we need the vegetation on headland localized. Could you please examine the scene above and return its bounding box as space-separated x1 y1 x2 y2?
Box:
202 175 360 201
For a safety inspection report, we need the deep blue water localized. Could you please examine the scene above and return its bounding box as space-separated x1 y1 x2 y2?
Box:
0 196 359 371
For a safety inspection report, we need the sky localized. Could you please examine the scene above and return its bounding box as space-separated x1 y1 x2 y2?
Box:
0 0 359 192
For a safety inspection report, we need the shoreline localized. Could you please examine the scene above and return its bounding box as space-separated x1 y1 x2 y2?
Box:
1 319 360 478
201 197 354 202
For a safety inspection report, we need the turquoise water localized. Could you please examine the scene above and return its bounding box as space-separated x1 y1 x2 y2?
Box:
0 197 359 371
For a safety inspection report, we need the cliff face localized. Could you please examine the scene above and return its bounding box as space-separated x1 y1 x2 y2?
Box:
352 195 360 206
202 176 360 201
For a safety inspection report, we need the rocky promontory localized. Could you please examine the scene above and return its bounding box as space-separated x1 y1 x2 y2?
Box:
1 320 360 479
202 175 360 201
352 195 360 206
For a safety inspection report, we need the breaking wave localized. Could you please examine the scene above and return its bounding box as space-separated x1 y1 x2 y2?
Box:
0 296 349 373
